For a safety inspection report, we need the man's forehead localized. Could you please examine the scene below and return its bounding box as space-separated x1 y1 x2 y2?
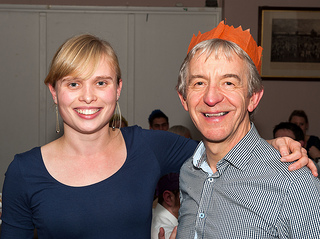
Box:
192 49 241 64
189 51 247 76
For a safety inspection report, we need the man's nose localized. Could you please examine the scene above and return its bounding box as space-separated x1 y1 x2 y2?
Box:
203 83 223 106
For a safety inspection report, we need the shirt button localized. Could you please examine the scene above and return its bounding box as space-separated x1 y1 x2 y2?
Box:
208 178 214 182
199 212 205 219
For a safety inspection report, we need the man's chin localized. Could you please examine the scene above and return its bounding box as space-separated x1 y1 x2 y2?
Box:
201 131 228 144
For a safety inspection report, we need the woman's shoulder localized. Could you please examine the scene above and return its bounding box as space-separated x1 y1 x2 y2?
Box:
120 125 197 149
120 125 142 134
120 125 161 139
6 147 42 178
14 147 42 161
120 125 185 140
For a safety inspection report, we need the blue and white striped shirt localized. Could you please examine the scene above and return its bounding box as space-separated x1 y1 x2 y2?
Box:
177 124 320 238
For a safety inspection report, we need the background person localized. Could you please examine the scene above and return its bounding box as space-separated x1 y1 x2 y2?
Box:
149 109 169 131
168 125 192 139
151 173 180 239
273 121 305 146
289 110 320 163
274 121 320 178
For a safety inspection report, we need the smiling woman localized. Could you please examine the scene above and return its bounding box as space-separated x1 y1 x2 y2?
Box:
45 36 123 136
48 57 122 134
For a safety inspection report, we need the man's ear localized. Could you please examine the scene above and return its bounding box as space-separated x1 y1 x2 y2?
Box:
248 89 264 113
162 190 174 207
177 92 189 112
48 84 58 104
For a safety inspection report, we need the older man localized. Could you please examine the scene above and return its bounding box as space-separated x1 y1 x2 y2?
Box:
174 21 320 238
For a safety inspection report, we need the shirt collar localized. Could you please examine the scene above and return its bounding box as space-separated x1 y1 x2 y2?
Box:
192 141 213 175
192 123 261 173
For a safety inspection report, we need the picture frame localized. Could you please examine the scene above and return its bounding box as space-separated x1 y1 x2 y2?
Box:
258 6 320 80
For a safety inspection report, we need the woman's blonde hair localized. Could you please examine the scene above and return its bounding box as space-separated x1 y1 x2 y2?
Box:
45 34 121 87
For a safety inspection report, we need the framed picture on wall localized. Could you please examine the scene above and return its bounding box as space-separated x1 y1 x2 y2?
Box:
258 6 320 80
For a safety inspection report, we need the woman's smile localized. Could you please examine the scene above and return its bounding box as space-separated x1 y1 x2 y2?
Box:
74 108 101 115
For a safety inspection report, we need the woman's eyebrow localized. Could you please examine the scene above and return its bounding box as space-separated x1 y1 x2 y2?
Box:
95 75 113 80
60 76 77 83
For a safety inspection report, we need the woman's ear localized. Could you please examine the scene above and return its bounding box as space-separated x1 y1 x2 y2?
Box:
117 79 123 101
48 84 58 104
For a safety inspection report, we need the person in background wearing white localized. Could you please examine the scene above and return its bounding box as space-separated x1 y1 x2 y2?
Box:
151 173 180 239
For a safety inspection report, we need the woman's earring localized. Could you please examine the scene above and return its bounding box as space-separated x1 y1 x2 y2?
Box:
111 101 122 131
55 104 60 134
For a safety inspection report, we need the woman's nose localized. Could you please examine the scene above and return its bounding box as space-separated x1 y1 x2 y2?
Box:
79 85 97 103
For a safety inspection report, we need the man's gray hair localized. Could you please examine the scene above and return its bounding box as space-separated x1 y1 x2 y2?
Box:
176 39 263 100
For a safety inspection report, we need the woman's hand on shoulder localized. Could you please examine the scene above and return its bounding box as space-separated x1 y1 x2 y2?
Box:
267 137 318 177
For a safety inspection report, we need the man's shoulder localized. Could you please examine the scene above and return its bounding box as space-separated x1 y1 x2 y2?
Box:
181 155 194 169
180 156 203 179
253 139 313 182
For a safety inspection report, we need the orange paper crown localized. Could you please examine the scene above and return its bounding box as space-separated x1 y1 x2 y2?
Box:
188 21 263 73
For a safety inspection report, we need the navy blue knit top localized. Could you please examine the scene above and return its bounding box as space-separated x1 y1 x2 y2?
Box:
1 126 197 238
